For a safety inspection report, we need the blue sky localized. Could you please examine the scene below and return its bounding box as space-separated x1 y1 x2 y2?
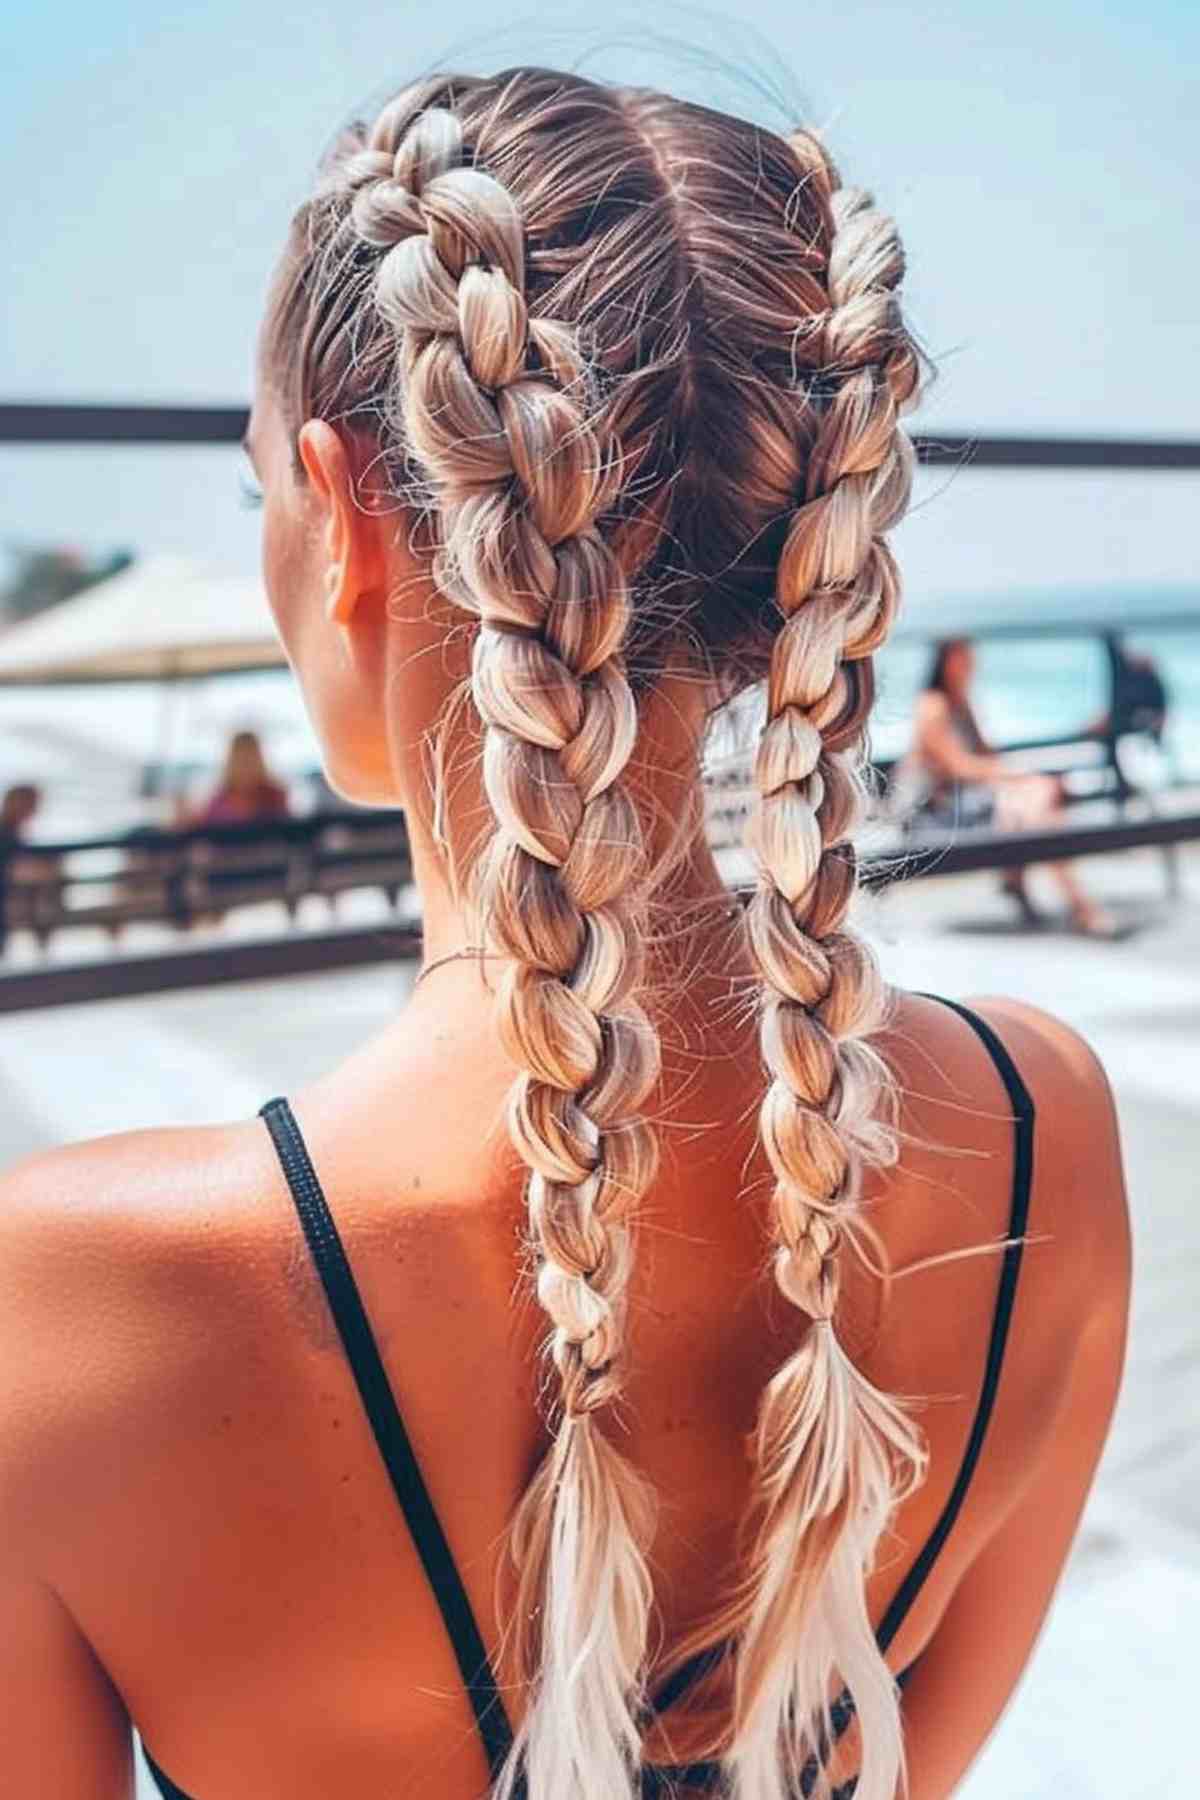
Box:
0 1 1196 587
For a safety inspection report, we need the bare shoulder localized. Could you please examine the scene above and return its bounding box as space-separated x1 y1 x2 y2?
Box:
0 1110 285 1286
968 992 1130 1289
0 1115 287 1528
892 986 1137 1252
0 1030 516 1540
885 988 1130 1339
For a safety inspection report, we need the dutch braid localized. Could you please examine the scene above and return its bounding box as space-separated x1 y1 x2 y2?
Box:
345 96 661 1799
727 139 929 1800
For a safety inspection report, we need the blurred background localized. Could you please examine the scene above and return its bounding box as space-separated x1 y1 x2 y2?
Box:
1 4 1196 1796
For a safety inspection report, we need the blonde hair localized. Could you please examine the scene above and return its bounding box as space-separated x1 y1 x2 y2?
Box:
269 66 930 1800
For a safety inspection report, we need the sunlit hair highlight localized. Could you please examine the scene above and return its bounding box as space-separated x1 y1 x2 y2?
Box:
269 64 932 1800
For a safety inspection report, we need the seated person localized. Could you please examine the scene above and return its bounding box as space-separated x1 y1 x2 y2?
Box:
896 639 1118 937
0 783 58 940
1082 636 1172 793
0 782 41 856
1105 636 1169 742
180 730 291 827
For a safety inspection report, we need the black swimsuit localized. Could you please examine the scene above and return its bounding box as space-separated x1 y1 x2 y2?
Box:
141 996 1034 1799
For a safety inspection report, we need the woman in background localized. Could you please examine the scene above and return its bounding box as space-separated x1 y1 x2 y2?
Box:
0 781 42 855
0 782 54 941
184 727 291 826
906 637 1119 936
0 66 1128 1800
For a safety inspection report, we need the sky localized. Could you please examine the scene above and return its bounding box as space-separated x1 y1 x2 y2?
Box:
0 0 1197 591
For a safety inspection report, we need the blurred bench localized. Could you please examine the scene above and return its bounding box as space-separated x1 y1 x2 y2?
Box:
4 792 1199 1014
0 810 415 954
309 815 414 911
860 790 1200 890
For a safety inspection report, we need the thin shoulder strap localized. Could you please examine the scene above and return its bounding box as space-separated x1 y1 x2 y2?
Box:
874 993 1035 1650
257 1096 515 1779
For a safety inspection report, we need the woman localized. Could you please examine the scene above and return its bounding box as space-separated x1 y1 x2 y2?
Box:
0 781 41 849
0 782 56 942
904 638 1119 936
0 70 1128 1800
183 728 291 826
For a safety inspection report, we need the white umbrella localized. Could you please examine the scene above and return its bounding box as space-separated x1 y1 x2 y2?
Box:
0 554 284 684
0 555 290 818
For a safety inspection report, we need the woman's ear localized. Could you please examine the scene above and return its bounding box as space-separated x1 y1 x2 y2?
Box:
297 420 384 625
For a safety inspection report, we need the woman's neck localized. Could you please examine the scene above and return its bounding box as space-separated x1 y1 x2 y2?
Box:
406 804 740 978
401 666 736 975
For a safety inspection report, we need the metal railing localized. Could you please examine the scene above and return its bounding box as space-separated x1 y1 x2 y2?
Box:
3 402 1199 469
0 810 414 950
2 803 1197 1014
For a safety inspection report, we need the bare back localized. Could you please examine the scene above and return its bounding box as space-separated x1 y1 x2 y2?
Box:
0 978 1127 1800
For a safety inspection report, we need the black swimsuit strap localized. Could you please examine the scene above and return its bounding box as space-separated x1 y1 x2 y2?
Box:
648 992 1036 1711
140 1746 190 1800
876 994 1034 1648
257 1096 516 1778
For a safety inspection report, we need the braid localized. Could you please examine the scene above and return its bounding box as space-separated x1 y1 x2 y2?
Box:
726 141 929 1800
345 96 660 1799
